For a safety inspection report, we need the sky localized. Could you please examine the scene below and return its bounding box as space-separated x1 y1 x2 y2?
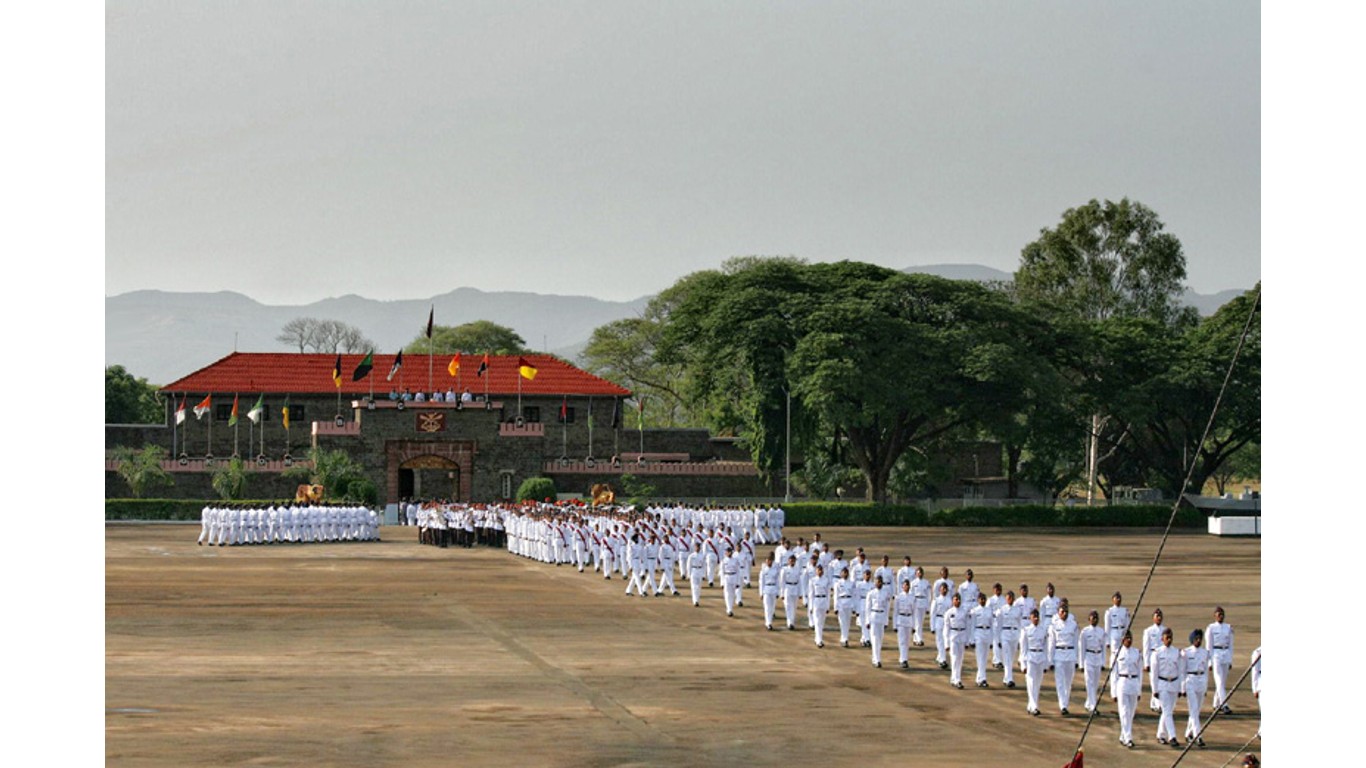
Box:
105 1 1261 304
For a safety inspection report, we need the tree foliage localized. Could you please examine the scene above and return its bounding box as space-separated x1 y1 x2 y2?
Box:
406 320 528 355
113 445 173 498
515 476 557 503
210 456 250 500
277 317 375 354
283 447 367 498
106 365 164 424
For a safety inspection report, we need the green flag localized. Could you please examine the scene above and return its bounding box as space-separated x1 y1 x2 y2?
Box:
228 394 239 426
351 351 374 382
247 394 264 424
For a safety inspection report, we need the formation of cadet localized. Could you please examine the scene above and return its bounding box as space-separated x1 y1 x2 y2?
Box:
485 509 1250 753
407 499 508 548
196 502 379 546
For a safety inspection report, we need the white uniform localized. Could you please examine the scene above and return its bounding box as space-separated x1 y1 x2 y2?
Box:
759 561 780 629
780 563 802 630
1149 643 1182 743
1181 644 1211 741
894 589 917 665
931 591 953 665
687 549 706 605
1113 643 1144 745
865 587 892 668
807 572 832 646
943 602 970 686
1020 621 1049 713
835 576 856 646
1080 624 1107 711
1205 619 1235 709
970 602 994 685
996 600 1022 686
1048 613 1080 712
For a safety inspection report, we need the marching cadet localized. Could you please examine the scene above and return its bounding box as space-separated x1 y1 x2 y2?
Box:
657 536 679 596
931 581 953 668
1181 629 1210 748
864 575 893 668
1104 592 1130 661
996 590 1022 688
854 568 875 646
849 550 870 582
943 592 970 688
779 554 802 630
835 567 857 647
896 556 916 590
600 529 617 580
893 578 916 668
1206 606 1235 713
985 582 1005 668
1142 608 1170 711
807 563 832 647
957 568 980 609
1080 610 1107 712
687 543 706 606
1020 608 1049 716
1112 631 1143 748
1149 627 1182 748
908 566 931 647
802 552 822 628
1047 602 1080 715
759 553 780 630
1039 582 1060 627
826 550 848 591
1017 584 1036 628
873 555 895 589
970 592 994 687
932 566 954 606
721 546 742 616
641 534 660 596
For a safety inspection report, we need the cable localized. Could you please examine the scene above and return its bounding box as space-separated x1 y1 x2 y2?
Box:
1067 286 1261 757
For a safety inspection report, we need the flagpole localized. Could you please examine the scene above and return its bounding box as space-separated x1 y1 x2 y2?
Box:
562 397 568 459
483 352 489 402
233 392 239 457
586 396 593 459
638 397 644 457
171 395 178 458
206 395 212 458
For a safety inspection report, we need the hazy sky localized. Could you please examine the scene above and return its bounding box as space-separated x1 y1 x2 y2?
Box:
106 1 1260 304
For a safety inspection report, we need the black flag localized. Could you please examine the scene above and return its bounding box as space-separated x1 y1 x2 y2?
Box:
610 397 621 429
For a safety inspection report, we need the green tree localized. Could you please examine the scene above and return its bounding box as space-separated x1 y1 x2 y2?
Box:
113 445 173 498
210 456 250 500
406 320 528 355
1014 198 1191 503
581 310 703 428
283 447 368 499
516 476 557 502
106 365 164 424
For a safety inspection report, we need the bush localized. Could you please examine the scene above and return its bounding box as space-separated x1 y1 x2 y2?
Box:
781 502 1202 528
345 477 380 506
515 476 557 503
106 499 228 521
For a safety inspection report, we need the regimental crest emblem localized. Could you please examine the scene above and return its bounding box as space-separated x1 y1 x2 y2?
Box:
417 412 446 433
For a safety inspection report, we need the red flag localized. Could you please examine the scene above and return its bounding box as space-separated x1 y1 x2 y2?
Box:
476 353 489 377
175 398 186 425
559 396 568 421
1062 750 1083 768
193 394 212 420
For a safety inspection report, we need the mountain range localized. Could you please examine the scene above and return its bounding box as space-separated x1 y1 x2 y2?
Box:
106 264 1251 386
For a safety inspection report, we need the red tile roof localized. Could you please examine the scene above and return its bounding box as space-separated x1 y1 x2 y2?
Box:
159 352 631 397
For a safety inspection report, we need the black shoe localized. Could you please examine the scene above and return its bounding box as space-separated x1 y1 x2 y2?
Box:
875 662 882 668
1061 708 1070 716
694 602 700 607
939 661 948 669
842 640 849 648
817 642 824 648
978 681 989 688
1006 681 1016 688
788 625 795 631
954 682 964 689
901 661 909 669
994 662 1004 670
1197 738 1206 748
1219 705 1232 715
1030 708 1040 716
1124 740 1134 749
727 611 734 617
1170 740 1181 750
766 625 773 631
1158 737 1168 745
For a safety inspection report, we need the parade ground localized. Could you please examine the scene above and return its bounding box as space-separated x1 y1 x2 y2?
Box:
106 524 1261 767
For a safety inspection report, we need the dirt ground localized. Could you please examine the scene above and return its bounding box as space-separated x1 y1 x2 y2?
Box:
106 524 1261 767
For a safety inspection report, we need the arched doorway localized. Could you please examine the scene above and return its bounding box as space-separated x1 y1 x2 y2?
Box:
399 454 461 500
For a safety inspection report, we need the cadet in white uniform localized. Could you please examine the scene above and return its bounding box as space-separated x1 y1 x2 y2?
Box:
1142 608 1170 711
1080 610 1107 712
865 575 892 668
1048 603 1080 715
930 581 953 668
1104 592 1130 661
996 590 1021 688
908 566 931 646
807 564 832 647
1112 631 1143 748
1181 629 1210 747
835 567 856 647
720 546 742 616
943 593 970 687
1020 608 1048 715
854 569 874 647
1205 606 1235 713
1149 627 1182 747
759 554 780 630
779 555 802 631
893 579 916 668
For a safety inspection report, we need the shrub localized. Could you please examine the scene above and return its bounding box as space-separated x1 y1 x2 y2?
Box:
516 476 557 503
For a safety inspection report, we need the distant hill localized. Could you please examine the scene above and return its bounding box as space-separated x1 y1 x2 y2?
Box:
107 288 649 386
108 268 1252 386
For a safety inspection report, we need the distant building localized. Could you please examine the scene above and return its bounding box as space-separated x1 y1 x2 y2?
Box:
105 352 769 502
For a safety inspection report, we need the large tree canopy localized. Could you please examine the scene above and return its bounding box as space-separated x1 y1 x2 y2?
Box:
406 320 528 355
657 259 1057 503
106 365 164 424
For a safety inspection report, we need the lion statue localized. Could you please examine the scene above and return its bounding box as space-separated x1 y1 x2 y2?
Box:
590 483 615 507
295 484 325 503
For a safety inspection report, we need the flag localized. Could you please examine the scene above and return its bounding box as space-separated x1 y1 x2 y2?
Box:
476 353 489 377
518 356 538 380
1061 750 1083 768
610 398 620 429
448 353 461 377
332 354 343 388
559 396 568 422
194 394 212 420
247 394 264 424
228 394 239 426
387 350 404 381
425 306 434 338
587 400 594 429
282 396 291 430
175 398 186 425
351 351 374 382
